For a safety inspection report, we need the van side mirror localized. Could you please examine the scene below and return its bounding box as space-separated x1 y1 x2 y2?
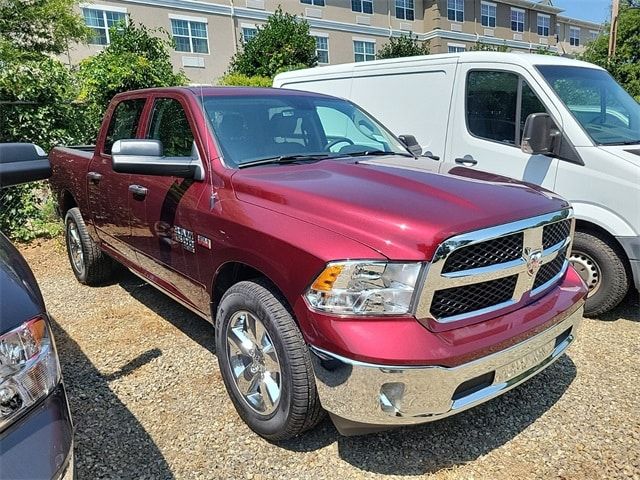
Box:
0 143 51 188
112 139 203 180
521 113 560 155
398 135 422 157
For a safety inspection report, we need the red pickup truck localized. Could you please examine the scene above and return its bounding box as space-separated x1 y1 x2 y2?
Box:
50 87 587 440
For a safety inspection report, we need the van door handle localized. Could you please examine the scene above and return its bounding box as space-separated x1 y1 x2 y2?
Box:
128 184 148 198
87 171 102 183
455 156 478 166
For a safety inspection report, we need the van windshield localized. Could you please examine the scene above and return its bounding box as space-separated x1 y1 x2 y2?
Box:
536 65 640 146
200 94 409 167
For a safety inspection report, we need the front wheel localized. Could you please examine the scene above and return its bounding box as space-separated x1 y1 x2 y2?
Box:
570 230 629 317
215 280 324 441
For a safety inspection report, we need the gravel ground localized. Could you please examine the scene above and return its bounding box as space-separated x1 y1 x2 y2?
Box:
18 239 640 480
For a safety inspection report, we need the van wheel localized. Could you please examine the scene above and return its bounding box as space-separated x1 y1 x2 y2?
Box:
64 208 114 285
215 279 324 441
570 230 629 317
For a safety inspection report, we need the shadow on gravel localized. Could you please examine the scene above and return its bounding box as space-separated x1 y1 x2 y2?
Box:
118 272 216 354
50 318 175 480
281 355 577 476
595 290 639 322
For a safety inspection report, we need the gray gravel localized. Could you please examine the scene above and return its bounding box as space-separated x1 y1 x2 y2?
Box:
20 239 640 479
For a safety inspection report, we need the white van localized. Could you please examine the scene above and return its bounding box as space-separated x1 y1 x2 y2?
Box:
274 52 640 316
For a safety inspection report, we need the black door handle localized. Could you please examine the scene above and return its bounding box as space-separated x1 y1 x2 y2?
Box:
128 184 148 198
455 156 478 166
87 171 102 183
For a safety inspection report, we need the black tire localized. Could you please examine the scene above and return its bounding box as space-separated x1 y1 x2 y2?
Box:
64 207 114 286
570 230 629 317
215 279 324 441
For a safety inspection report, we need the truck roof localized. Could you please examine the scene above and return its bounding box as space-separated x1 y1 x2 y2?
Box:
274 51 605 84
112 86 335 98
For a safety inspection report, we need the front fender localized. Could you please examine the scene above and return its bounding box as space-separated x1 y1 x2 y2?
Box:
571 201 637 237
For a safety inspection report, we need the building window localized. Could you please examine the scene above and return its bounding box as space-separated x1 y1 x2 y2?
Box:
352 0 373 14
537 14 550 36
82 7 127 45
448 44 466 53
314 36 329 64
447 0 464 22
301 0 325 6
511 8 525 32
570 27 581 46
589 30 598 41
242 26 257 43
354 40 375 62
395 0 414 20
481 2 496 28
171 18 209 54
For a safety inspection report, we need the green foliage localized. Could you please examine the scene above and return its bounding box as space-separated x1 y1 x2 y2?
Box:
0 183 63 242
218 73 272 87
469 41 509 52
78 22 188 135
581 1 640 101
228 7 316 78
535 46 558 56
377 33 429 59
0 0 89 57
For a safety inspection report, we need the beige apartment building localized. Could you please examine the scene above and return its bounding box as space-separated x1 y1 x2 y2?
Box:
64 0 604 84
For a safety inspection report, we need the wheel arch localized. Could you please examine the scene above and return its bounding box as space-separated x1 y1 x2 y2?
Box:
58 189 78 217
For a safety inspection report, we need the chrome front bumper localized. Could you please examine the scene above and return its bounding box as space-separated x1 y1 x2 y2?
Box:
310 306 582 428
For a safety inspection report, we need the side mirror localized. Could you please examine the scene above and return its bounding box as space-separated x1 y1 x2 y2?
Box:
112 139 203 180
0 143 51 188
521 113 560 155
398 134 422 157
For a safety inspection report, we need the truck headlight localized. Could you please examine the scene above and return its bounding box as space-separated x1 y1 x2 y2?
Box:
305 261 422 315
0 317 61 430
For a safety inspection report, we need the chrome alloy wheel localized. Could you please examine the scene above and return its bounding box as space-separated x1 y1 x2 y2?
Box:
226 311 282 415
67 221 85 276
570 250 601 297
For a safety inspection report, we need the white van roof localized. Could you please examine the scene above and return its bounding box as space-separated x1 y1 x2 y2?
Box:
274 51 604 84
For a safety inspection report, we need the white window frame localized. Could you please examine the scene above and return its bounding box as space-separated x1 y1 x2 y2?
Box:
169 14 210 55
353 37 376 62
395 0 414 21
81 3 128 46
301 0 325 6
311 32 330 64
537 13 550 37
481 1 496 28
570 26 580 46
589 30 599 40
511 7 525 33
351 0 373 14
447 0 464 22
241 22 258 43
447 42 466 53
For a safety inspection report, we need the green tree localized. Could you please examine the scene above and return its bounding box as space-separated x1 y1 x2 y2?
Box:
228 7 316 78
78 22 188 136
469 41 509 52
0 0 88 58
377 33 429 59
581 1 640 100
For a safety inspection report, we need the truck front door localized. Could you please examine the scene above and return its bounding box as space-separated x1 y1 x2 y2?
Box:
443 65 560 190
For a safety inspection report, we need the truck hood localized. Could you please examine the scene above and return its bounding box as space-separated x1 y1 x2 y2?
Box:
231 157 569 260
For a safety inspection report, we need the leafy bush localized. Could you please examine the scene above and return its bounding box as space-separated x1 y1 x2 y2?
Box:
78 22 188 135
469 41 509 52
377 33 430 59
218 73 272 87
0 183 63 242
228 7 316 78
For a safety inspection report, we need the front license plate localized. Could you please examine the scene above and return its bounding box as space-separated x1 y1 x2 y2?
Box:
494 340 555 385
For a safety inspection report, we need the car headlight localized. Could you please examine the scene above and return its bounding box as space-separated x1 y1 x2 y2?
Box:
305 261 423 315
0 316 61 430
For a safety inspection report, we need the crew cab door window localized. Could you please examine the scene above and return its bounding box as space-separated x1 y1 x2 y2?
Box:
103 98 146 154
466 70 547 147
147 98 195 157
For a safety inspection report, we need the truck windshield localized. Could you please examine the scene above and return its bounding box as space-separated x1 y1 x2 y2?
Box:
200 94 409 167
536 65 640 146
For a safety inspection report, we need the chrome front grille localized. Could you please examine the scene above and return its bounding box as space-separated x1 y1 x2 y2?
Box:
416 209 574 323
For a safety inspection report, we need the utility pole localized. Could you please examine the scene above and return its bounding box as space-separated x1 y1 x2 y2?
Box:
608 0 619 58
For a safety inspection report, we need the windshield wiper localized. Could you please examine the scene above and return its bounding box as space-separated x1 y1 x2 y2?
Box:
238 153 332 168
343 150 414 158
601 140 640 146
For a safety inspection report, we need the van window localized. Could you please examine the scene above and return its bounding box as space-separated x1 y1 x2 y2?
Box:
147 98 195 157
466 70 547 147
103 98 146 154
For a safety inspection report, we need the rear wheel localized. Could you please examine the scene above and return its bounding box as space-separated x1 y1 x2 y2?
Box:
570 230 629 317
215 279 324 441
64 207 115 285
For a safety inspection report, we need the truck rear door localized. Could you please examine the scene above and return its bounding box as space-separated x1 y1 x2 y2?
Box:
87 97 147 264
